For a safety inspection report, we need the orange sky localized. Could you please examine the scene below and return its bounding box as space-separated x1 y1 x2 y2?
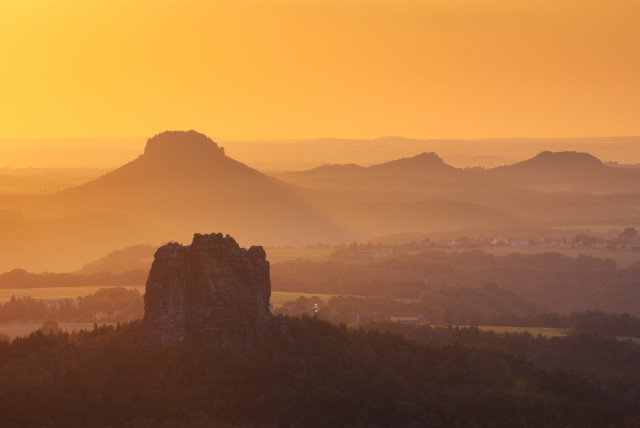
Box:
1 0 639 141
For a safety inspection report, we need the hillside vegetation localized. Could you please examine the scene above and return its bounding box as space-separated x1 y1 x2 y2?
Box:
1 317 638 427
272 249 640 316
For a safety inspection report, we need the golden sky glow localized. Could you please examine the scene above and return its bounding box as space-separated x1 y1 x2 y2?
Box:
1 0 639 140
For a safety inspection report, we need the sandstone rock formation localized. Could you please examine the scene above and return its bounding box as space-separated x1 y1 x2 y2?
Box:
144 233 272 346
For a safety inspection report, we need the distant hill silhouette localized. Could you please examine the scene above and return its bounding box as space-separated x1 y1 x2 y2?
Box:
278 150 640 193
277 152 477 194
222 136 640 170
274 150 640 238
0 133 639 272
507 151 605 170
76 244 156 275
59 134 512 250
481 151 640 192
0 131 350 271
371 152 456 173
56 130 349 244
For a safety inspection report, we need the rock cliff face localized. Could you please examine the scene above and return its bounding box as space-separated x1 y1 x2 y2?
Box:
144 233 271 346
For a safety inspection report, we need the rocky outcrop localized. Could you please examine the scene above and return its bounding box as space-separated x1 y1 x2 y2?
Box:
144 233 271 346
143 130 225 161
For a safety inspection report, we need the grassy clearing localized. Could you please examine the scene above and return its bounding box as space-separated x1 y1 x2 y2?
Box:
265 248 334 264
0 286 146 303
478 325 569 337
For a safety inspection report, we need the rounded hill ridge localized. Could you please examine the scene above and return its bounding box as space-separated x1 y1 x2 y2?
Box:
520 151 604 169
373 151 453 172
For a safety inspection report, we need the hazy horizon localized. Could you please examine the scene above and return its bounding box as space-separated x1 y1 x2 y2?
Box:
2 3 640 424
2 0 639 141
1 135 639 170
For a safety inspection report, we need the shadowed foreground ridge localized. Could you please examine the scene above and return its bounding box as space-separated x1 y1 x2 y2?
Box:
144 233 272 346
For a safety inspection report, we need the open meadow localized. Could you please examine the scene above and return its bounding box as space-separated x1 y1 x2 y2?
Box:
477 325 569 338
266 248 334 264
0 285 337 310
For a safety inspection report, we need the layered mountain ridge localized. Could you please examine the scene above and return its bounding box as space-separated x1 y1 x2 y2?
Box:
277 149 638 192
0 130 637 272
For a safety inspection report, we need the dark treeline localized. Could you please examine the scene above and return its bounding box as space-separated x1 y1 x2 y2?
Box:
0 317 638 427
0 268 147 289
363 321 640 412
3 248 639 317
276 286 539 326
0 287 143 323
277 295 640 339
4 286 640 339
271 249 640 315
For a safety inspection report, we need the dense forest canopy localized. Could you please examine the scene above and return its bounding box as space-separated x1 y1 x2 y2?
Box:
1 318 639 427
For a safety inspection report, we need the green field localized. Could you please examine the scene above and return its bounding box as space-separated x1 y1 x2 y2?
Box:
618 337 640 344
0 286 145 303
478 246 640 268
553 224 639 234
265 248 334 264
478 325 569 337
0 287 337 308
271 291 339 306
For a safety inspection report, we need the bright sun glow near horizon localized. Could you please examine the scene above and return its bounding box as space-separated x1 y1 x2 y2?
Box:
1 0 639 143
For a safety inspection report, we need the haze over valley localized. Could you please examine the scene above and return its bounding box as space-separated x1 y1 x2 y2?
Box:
1 130 639 273
2 1 640 426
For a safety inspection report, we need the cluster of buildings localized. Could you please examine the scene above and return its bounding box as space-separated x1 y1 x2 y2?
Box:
422 232 640 250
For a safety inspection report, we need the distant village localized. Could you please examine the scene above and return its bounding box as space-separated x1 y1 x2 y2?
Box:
337 227 640 257
422 227 640 251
